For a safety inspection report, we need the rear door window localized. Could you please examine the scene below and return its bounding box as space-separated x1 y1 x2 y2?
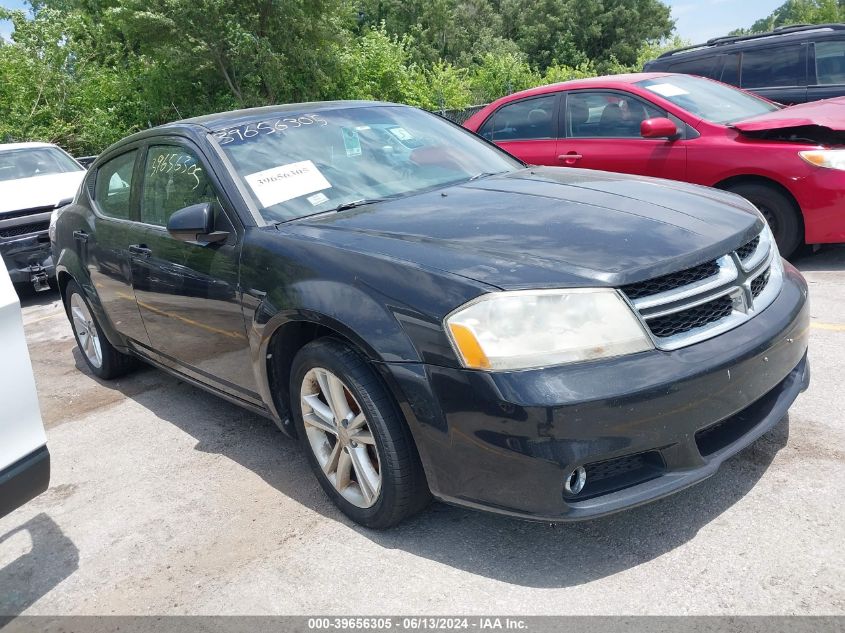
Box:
741 45 806 88
478 95 558 141
815 40 845 85
666 56 719 79
94 151 137 220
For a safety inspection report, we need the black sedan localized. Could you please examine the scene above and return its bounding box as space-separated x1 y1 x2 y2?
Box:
52 101 810 528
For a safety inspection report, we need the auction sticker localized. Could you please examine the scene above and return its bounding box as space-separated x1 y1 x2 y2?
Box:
645 83 689 97
245 160 331 207
342 127 362 157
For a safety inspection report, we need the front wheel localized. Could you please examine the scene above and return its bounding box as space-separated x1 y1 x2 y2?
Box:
290 338 430 528
726 182 803 258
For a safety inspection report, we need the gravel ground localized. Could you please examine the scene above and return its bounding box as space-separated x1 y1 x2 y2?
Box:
0 247 843 617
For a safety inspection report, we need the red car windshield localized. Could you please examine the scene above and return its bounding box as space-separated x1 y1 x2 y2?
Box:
636 75 780 125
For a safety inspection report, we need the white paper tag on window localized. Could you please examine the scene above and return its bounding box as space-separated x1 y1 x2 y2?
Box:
645 83 689 97
307 192 329 206
245 160 331 207
388 127 414 141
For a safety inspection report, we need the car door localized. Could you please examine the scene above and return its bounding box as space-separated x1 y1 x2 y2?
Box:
84 148 151 348
556 90 687 180
129 140 260 402
476 93 559 165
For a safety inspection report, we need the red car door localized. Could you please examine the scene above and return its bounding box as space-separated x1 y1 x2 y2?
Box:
556 90 688 180
475 93 560 165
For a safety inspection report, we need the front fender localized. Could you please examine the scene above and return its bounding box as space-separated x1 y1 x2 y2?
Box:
239 230 492 425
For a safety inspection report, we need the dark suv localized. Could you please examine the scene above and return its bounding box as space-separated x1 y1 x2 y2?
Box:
644 23 845 104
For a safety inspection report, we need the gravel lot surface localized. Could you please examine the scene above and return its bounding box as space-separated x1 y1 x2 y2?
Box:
1 247 843 617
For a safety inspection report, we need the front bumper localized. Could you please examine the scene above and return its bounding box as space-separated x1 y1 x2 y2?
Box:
0 445 50 519
387 263 810 521
1 233 55 284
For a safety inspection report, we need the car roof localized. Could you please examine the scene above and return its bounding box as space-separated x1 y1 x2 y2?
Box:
97 100 408 156
165 100 402 131
652 23 845 62
0 142 61 152
497 73 673 101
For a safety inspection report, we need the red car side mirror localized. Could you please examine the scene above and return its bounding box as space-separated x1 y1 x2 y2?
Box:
641 117 679 140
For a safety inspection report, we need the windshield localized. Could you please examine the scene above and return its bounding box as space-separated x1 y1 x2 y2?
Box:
212 105 522 223
0 146 82 182
636 75 780 125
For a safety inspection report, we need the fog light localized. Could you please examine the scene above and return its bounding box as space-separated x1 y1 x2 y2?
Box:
564 466 587 495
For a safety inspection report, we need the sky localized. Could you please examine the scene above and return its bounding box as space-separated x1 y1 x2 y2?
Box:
0 0 788 46
664 0 786 43
0 0 26 41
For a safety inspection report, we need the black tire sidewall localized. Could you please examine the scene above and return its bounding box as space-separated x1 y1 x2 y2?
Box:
728 183 802 258
290 339 416 528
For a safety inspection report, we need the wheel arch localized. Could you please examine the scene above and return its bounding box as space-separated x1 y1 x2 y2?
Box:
56 269 74 303
713 175 804 226
261 314 405 439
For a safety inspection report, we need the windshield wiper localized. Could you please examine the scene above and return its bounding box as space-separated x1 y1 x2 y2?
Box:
466 171 505 182
329 198 390 212
275 196 396 226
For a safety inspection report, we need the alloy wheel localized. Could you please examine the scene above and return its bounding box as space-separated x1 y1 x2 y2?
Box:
300 367 382 508
70 292 103 369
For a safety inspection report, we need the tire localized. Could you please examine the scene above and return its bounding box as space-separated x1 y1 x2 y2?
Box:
290 338 430 528
64 280 137 380
726 182 803 258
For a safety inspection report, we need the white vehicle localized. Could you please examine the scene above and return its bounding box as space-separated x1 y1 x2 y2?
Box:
0 255 49 518
0 142 85 291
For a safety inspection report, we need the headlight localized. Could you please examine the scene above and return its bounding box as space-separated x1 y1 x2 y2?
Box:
762 218 781 258
444 288 654 371
48 208 61 243
798 149 845 171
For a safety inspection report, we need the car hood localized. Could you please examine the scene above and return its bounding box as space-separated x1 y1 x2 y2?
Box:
285 167 762 290
732 97 845 132
0 171 85 215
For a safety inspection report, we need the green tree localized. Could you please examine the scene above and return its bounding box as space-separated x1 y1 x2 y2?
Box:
500 0 673 70
338 24 428 106
739 0 845 33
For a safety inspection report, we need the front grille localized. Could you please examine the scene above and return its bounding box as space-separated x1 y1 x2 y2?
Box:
647 296 734 338
0 206 54 221
736 236 760 262
751 268 770 298
0 220 49 239
622 259 719 300
620 229 781 350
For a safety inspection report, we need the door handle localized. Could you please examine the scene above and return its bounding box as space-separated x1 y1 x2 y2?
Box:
558 153 583 164
73 230 89 243
129 244 152 257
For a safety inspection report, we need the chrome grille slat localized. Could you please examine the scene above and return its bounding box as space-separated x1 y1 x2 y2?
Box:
620 229 782 351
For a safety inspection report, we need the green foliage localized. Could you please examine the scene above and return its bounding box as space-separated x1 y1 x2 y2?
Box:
739 0 845 34
0 0 678 154
338 24 428 107
468 51 541 103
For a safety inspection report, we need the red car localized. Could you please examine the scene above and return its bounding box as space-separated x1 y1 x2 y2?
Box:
464 72 845 257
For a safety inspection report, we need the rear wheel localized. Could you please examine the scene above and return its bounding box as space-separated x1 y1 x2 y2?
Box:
726 182 803 258
64 280 137 380
290 338 430 528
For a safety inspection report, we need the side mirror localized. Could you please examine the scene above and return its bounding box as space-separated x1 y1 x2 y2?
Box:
641 117 680 140
166 202 229 244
